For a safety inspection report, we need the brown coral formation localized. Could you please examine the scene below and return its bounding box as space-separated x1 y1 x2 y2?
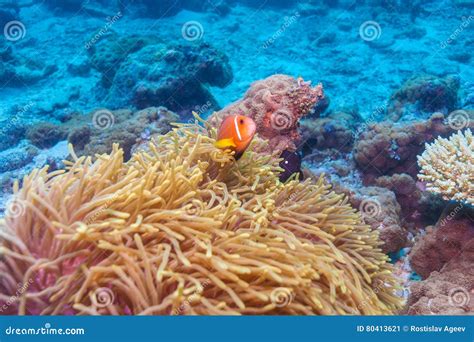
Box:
387 74 460 121
354 113 455 180
407 228 473 315
300 114 356 153
64 106 178 160
0 122 401 315
210 74 325 154
409 216 474 279
346 186 407 254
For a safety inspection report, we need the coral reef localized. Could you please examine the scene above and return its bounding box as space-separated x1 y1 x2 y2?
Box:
417 129 473 205
88 34 233 116
64 107 178 160
88 34 162 87
409 216 473 279
0 122 401 315
113 43 231 116
26 123 67 149
344 186 407 254
0 41 57 87
387 74 460 121
354 113 455 180
407 225 473 315
210 75 325 154
374 173 443 227
0 141 38 174
300 110 361 153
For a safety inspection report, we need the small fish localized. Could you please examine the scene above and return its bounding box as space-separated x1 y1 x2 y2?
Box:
215 115 257 159
279 150 303 182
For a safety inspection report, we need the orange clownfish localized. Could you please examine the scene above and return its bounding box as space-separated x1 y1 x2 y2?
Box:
214 115 257 159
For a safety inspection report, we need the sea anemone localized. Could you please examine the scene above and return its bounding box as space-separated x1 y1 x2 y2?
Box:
0 121 401 315
417 128 473 205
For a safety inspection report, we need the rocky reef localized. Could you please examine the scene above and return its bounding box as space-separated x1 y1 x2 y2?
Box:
210 74 325 154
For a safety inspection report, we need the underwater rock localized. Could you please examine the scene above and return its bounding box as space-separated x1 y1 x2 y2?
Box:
387 74 460 121
300 110 361 153
26 122 67 149
0 141 38 173
354 113 455 180
0 49 57 87
210 74 325 154
65 106 178 160
374 173 443 228
0 140 68 212
407 235 474 315
131 0 230 17
348 186 407 254
67 56 91 77
108 42 232 117
88 34 162 87
0 114 30 152
409 215 474 279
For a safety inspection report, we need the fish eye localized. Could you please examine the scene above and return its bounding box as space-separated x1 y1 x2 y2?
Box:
239 119 244 124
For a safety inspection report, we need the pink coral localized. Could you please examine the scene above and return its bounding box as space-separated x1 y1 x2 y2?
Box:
210 74 324 153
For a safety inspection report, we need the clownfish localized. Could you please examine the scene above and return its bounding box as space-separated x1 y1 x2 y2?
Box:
214 115 257 159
